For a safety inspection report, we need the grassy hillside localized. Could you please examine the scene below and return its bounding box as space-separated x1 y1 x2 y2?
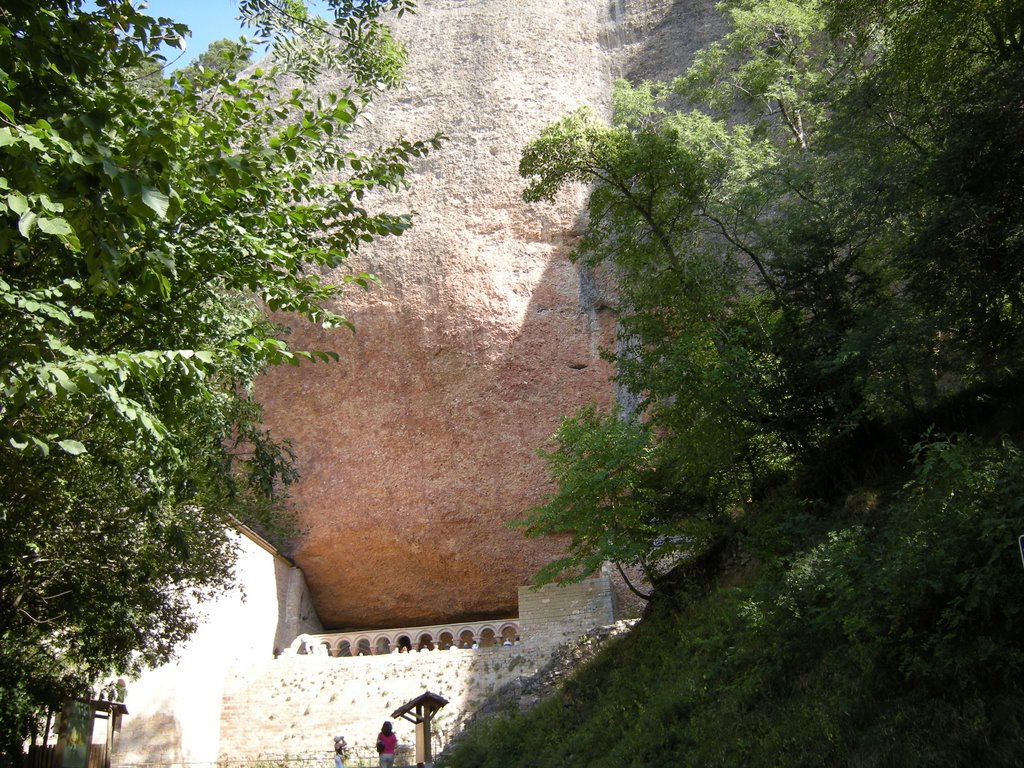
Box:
440 423 1024 766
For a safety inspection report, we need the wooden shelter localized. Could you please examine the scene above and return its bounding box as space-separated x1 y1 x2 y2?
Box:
30 699 128 768
391 691 448 767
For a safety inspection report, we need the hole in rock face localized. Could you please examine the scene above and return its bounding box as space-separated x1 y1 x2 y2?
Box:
567 362 588 370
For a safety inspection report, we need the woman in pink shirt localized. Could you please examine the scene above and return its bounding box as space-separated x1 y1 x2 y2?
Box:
376 720 398 768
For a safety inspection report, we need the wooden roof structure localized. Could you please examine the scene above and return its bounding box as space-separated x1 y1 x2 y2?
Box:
391 691 449 723
391 691 449 766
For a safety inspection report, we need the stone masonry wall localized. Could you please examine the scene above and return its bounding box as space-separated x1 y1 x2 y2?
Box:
215 580 617 761
517 577 616 647
113 529 322 768
114 576 616 768
218 645 555 762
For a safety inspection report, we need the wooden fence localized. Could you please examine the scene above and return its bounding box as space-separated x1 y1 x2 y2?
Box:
25 744 110 768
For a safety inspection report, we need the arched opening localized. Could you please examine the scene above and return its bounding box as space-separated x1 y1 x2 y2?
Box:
338 640 352 658
480 627 497 648
375 636 392 655
397 635 413 653
438 631 455 650
356 638 372 656
457 629 475 649
417 633 435 651
499 625 518 646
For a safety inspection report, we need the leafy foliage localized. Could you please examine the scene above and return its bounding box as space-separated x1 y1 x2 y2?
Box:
0 0 438 752
176 38 254 83
485 0 1024 761
446 438 1024 766
516 0 1024 585
513 406 722 587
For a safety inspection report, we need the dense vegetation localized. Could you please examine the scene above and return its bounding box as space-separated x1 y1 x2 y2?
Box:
0 0 432 755
443 0 1024 764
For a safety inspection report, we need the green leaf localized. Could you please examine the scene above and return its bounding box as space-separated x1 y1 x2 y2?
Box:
37 216 73 237
57 439 88 455
18 210 38 238
37 195 63 213
7 193 28 215
141 187 170 218
118 173 142 198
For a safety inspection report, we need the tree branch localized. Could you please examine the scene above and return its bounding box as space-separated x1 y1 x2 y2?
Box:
616 561 653 601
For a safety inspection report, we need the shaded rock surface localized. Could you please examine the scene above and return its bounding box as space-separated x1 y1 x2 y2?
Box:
255 0 724 630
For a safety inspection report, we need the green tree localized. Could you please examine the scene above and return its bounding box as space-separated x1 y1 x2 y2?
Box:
177 38 254 83
516 0 1024 585
518 82 792 585
515 406 707 595
0 0 437 754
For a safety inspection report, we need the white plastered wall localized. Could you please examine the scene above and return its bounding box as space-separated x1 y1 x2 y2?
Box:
113 528 321 768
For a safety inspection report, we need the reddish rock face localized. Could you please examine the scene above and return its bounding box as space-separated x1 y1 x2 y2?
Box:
258 297 614 629
254 0 721 629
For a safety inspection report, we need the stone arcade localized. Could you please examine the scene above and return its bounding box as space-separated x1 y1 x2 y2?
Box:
111 526 619 768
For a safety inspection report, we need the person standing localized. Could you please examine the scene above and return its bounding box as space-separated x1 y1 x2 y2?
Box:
376 720 398 768
333 735 348 768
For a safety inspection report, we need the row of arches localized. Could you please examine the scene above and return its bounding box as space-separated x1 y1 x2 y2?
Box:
298 622 521 657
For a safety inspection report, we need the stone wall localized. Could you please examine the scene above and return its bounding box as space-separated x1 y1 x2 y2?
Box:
214 579 617 761
217 644 554 762
112 528 321 768
517 577 616 647
113 575 616 768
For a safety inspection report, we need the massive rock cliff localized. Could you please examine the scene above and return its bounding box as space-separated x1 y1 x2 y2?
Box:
255 0 723 629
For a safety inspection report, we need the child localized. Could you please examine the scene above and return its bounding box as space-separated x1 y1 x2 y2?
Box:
333 735 348 768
